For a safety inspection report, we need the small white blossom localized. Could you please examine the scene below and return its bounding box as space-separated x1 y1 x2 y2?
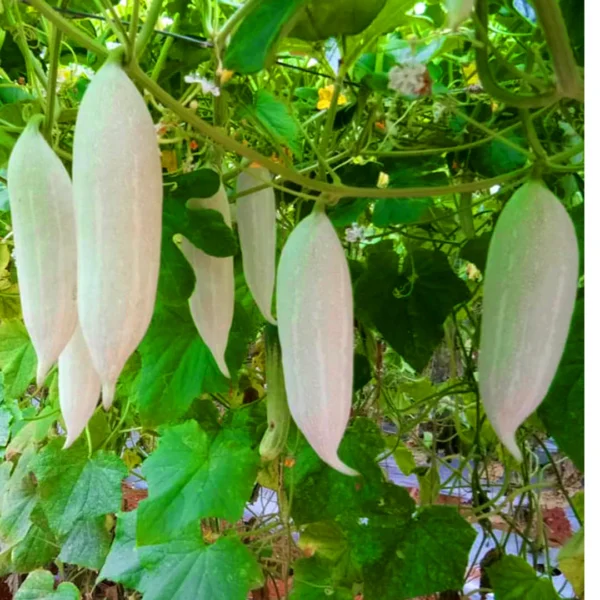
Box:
106 41 121 50
56 63 94 92
184 72 221 96
388 61 428 96
345 223 366 243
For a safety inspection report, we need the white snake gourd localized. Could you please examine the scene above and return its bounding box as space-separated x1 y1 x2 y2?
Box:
72 58 163 410
478 180 579 460
7 116 77 386
179 186 234 378
276 204 358 476
59 324 101 449
236 167 277 324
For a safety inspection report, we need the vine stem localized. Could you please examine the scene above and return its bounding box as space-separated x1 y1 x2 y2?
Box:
150 13 179 81
43 16 62 140
214 0 262 49
28 0 535 200
529 0 583 102
134 0 164 59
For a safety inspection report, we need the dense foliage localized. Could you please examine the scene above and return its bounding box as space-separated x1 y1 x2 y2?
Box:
0 0 584 598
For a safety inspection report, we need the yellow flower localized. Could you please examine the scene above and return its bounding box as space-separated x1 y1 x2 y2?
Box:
462 62 480 85
317 85 348 110
377 171 390 188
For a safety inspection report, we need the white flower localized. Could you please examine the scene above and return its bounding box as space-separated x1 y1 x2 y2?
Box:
345 223 366 243
184 72 221 96
388 61 428 96
106 41 121 50
56 63 94 92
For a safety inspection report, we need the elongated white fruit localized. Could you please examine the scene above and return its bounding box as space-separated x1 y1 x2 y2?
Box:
7 116 77 386
180 186 234 378
73 59 163 410
236 167 277 324
446 0 474 29
59 324 101 449
478 180 578 461
276 206 358 476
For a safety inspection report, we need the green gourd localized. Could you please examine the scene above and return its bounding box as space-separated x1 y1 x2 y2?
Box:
72 58 163 409
7 115 77 386
478 180 579 460
259 324 291 461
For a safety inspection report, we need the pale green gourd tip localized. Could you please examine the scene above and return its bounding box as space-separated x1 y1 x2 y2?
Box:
26 114 45 132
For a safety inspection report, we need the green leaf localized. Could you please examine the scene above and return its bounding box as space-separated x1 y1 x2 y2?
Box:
388 440 416 475
224 0 305 74
363 506 476 599
460 232 492 271
290 556 354 600
0 320 36 399
137 523 263 600
99 511 148 590
249 90 301 158
184 208 238 257
0 446 36 547
328 198 370 227
7 406 57 457
557 529 584 597
136 301 254 426
468 131 528 177
104 512 264 599
355 246 470 371
298 522 348 562
137 419 259 545
353 353 371 392
14 570 80 600
372 198 434 227
58 516 112 570
538 297 584 470
11 508 58 573
31 439 127 536
135 304 226 426
286 418 391 525
487 555 559 600
165 168 221 202
415 463 440 505
290 0 386 41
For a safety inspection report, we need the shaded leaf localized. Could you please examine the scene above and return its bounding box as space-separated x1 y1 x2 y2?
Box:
0 320 36 399
58 516 112 570
290 556 354 599
538 298 584 471
14 570 79 600
487 555 559 599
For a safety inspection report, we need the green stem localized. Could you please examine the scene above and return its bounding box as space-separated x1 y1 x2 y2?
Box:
150 13 179 81
129 0 141 47
27 0 108 57
94 0 129 51
473 0 559 108
43 19 62 140
135 0 164 59
457 192 475 239
520 109 546 159
529 0 583 102
318 68 346 180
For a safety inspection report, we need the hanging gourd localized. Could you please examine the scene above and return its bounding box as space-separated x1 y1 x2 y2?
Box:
259 324 291 461
478 180 579 460
59 324 101 449
72 56 163 409
7 115 77 386
236 166 277 324
179 186 234 378
276 202 358 476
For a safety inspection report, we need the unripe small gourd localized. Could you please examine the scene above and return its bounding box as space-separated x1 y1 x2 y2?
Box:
59 324 101 449
446 0 475 30
259 324 290 461
236 167 277 324
478 180 579 460
7 116 77 386
73 58 163 409
179 186 234 378
276 204 358 476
